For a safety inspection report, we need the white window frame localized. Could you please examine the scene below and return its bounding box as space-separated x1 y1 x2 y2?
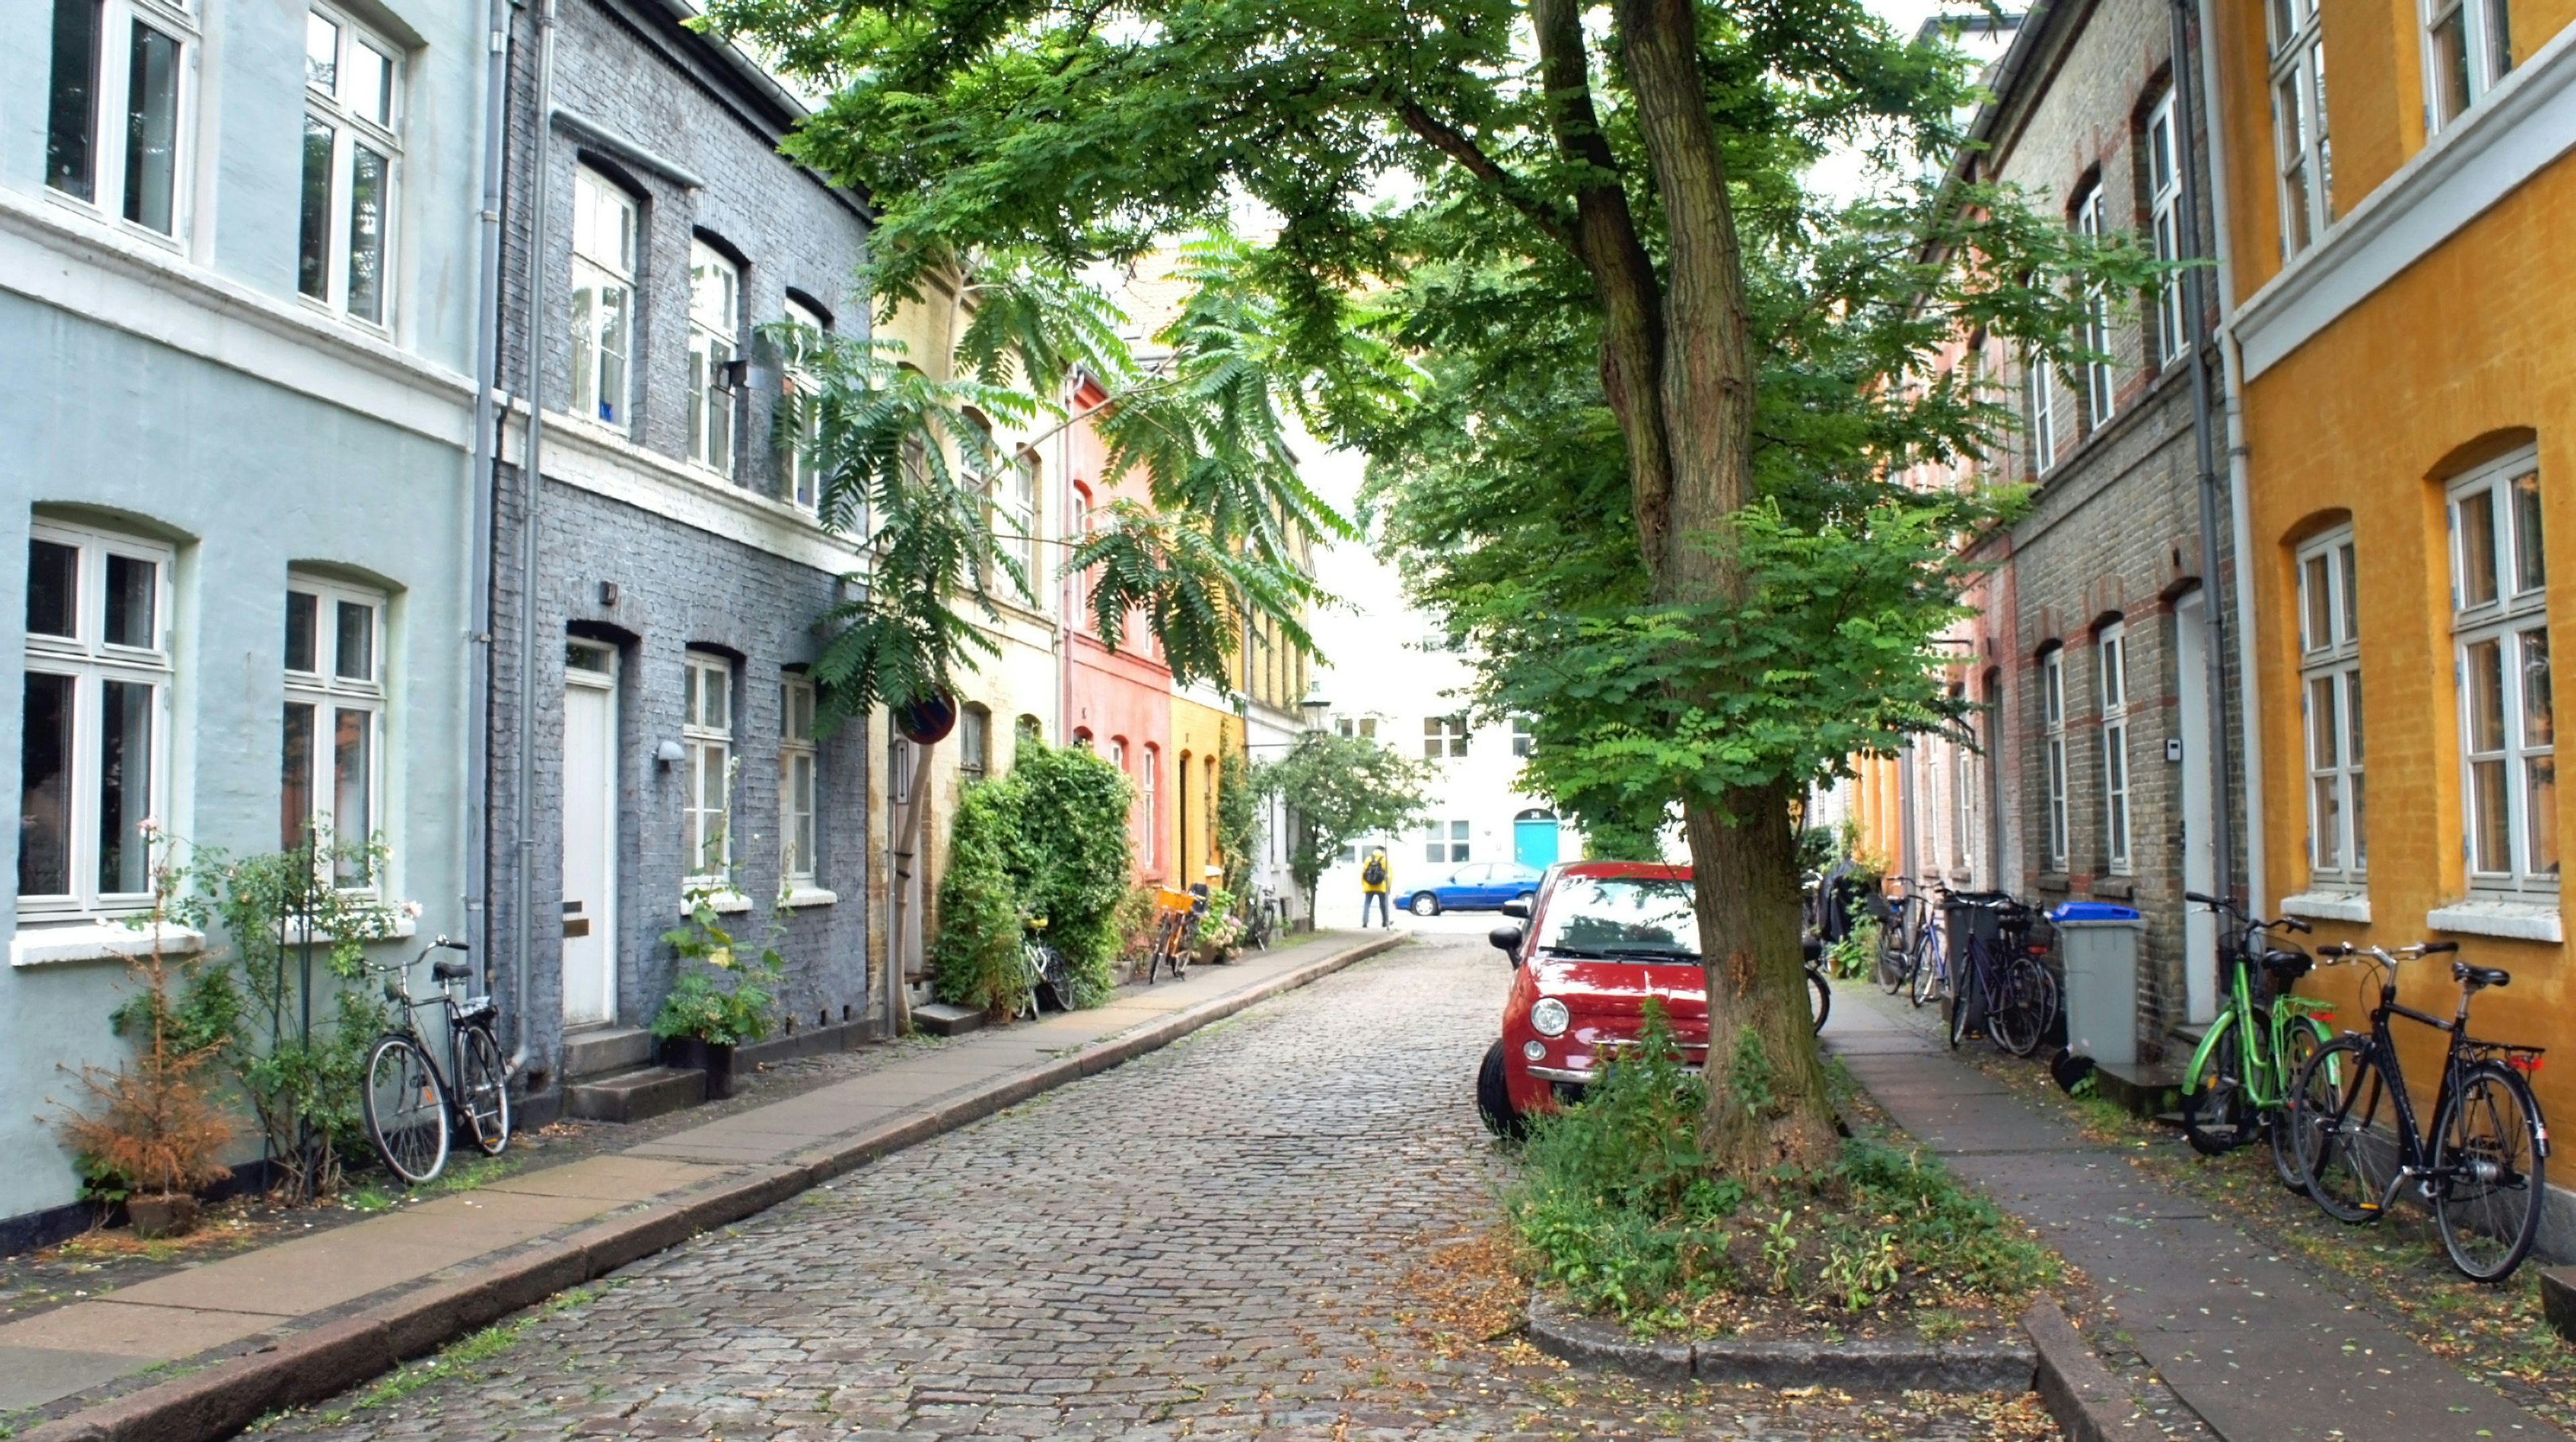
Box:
20 520 175 916
2298 529 2365 887
2072 184 2114 429
686 240 741 477
2025 352 2057 475
682 651 734 885
959 703 991 781
2098 623 2133 875
2267 0 2333 255
569 167 637 429
2423 0 2510 135
2448 451 2555 893
1511 716 1534 759
1423 714 1468 759
281 575 387 889
297 3 401 327
777 674 816 885
781 297 826 510
2042 648 2070 871
42 0 198 243
2145 90 2189 366
1141 744 1159 868
1424 819 1470 865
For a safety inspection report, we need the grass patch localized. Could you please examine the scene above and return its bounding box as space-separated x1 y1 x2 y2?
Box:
311 1285 600 1423
1504 1009 2060 1338
336 1154 525 1213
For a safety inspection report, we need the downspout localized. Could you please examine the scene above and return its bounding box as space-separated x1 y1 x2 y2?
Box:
2170 0 2236 920
465 0 508 997
509 0 560 1073
2191 0 2268 916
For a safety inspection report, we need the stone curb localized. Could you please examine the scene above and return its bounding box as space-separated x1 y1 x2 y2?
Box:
2021 1297 2167 1442
24 932 1408 1442
1527 1291 2037 1395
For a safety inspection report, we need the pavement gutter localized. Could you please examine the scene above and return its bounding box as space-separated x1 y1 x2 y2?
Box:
22 931 1407 1442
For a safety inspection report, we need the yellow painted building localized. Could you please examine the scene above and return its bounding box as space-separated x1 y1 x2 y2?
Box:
2214 0 2576 1127
1169 692 1242 888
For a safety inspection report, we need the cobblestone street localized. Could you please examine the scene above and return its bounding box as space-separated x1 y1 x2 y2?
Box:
258 936 2054 1441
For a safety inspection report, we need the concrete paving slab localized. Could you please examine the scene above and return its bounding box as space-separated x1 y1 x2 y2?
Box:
400 1188 625 1228
624 1142 802 1164
679 1103 898 1139
0 1299 276 1357
0 1345 148 1412
480 1154 724 1201
334 1206 564 1254
109 1233 496 1317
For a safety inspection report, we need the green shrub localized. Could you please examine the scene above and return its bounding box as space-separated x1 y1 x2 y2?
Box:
930 783 1025 1013
930 737 1134 1013
649 887 785 1045
1506 1006 2060 1329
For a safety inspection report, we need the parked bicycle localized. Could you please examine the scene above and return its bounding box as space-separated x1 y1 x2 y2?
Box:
2286 939 2551 1281
1806 949 1831 1034
1018 917 1077 1020
1945 893 2057 1058
1242 885 1279 952
1142 887 1196 985
2178 892 2330 1188
361 936 511 1186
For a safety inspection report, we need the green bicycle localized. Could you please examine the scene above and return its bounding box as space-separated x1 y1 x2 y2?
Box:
2180 891 2337 1190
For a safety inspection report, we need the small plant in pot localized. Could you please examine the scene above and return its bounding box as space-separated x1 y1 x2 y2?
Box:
1193 886 1246 964
50 865 237 1240
650 886 784 1099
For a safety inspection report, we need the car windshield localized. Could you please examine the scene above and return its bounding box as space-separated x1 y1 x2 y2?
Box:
1534 876 1699 963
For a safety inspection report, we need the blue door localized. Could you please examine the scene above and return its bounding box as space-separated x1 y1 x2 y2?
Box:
1513 818 1560 869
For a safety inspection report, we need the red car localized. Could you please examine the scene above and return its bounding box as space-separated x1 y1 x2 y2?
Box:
1477 861 1711 1135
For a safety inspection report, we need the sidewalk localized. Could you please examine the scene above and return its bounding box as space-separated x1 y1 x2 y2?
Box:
1829 984 2557 1442
0 929 1403 1439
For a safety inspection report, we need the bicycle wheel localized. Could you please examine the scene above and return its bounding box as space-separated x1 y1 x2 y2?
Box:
2184 1011 2254 1156
2292 1034 2394 1225
364 1034 451 1185
457 1023 513 1157
1988 956 2044 1057
1808 968 1831 1034
1876 914 1913 994
2432 1061 2547 1282
2268 1020 2326 1192
1947 952 1977 1049
1911 930 1945 1009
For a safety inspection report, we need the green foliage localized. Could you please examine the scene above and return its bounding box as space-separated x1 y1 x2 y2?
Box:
931 737 1136 1013
649 887 786 1047
1193 887 1245 952
1507 1008 2059 1327
1216 746 1258 901
1252 730 1435 910
139 831 404 1201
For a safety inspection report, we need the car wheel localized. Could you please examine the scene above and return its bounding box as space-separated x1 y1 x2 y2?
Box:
1410 893 1441 917
1477 1042 1525 1139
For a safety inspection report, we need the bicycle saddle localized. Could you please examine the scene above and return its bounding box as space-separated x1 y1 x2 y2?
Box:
2259 948 2312 980
432 957 474 983
2455 961 2512 989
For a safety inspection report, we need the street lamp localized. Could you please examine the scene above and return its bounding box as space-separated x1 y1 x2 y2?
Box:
1298 683 1331 732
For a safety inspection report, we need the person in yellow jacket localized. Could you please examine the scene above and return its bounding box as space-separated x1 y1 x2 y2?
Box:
1359 848 1393 928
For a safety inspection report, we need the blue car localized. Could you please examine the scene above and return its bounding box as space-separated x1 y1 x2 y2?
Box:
1405 862 1546 917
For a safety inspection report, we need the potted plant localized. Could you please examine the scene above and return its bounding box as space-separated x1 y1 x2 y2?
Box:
51 879 237 1239
651 888 784 1099
1193 886 1247 964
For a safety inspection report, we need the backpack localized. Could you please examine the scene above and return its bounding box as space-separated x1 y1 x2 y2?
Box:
1362 854 1387 887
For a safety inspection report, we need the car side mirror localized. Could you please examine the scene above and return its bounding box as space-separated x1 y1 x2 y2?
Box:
1501 898 1529 920
1489 925 1524 966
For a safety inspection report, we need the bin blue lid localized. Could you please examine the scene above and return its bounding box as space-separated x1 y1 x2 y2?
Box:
2050 901 2141 922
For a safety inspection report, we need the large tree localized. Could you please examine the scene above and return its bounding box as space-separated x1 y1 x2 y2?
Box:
716 0 2154 1180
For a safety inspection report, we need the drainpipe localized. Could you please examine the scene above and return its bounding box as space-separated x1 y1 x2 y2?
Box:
2170 0 2236 920
464 0 508 995
508 0 560 1074
2190 0 2268 917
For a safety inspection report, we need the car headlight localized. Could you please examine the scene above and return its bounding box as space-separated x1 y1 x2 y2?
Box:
1530 997 1570 1038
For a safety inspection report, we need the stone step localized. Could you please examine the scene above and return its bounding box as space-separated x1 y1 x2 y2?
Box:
911 1003 987 1038
2095 1058 2186 1119
565 1065 705 1124
564 1025 654 1080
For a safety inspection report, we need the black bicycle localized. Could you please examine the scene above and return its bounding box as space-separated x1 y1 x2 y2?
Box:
1945 894 2057 1058
361 937 512 1185
2286 940 2549 1281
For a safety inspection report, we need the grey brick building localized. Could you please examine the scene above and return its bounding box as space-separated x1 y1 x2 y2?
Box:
1905 0 2249 1070
486 0 877 1120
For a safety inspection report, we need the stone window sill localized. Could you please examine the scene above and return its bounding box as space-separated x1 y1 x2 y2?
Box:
780 886 838 909
687 889 755 915
2280 890 2372 924
2426 897 2561 943
12 920 207 968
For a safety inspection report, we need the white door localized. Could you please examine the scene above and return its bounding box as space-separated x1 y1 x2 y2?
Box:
2177 593 2218 1024
561 644 619 1027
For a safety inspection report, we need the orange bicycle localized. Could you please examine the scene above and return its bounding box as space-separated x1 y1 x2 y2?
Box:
1144 887 1196 984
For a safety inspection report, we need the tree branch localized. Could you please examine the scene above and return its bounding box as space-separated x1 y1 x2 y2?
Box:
1393 101 1577 254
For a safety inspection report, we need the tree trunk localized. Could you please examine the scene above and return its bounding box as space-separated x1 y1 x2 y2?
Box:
1527 0 1841 1181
